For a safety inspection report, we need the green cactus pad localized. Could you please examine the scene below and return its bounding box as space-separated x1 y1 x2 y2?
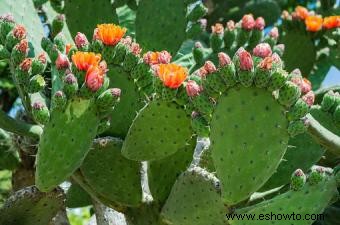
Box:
122 100 192 161
105 65 143 138
0 0 45 55
36 98 100 191
135 0 187 55
261 133 324 191
148 137 195 204
310 105 340 135
66 183 92 208
281 31 316 76
229 174 338 225
64 0 118 38
210 86 289 205
80 137 142 207
161 167 227 225
0 186 64 225
125 203 165 225
0 129 19 170
199 146 216 173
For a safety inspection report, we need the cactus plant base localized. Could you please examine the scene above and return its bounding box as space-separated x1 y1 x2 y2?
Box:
105 65 143 138
36 98 100 191
122 100 192 161
80 137 142 207
211 86 289 205
0 186 64 225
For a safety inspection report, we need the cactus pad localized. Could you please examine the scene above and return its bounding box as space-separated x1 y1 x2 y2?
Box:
105 65 143 138
36 98 100 191
148 137 195 204
161 167 227 225
122 100 192 161
0 186 64 225
210 86 289 205
229 172 338 225
0 0 45 55
135 0 187 55
66 183 92 208
64 0 118 38
80 137 142 207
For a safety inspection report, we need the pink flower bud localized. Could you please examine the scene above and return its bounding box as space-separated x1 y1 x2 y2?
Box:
85 66 105 92
186 80 201 97
93 28 99 41
301 78 312 94
13 25 26 39
302 91 315 106
294 169 304 177
38 52 47 64
0 13 14 23
281 10 290 20
204 61 217 74
75 32 89 49
99 60 108 73
110 88 121 97
55 53 70 70
17 39 29 53
254 17 265 30
241 14 255 30
32 101 44 110
239 50 253 71
191 111 200 118
197 67 208 77
291 69 302 77
19 58 32 71
130 42 142 55
199 19 207 30
253 43 272 58
218 52 231 67
158 50 172 64
64 73 77 84
275 44 285 52
211 23 224 34
258 56 273 70
226 20 235 31
271 52 282 64
269 27 279 39
121 36 132 46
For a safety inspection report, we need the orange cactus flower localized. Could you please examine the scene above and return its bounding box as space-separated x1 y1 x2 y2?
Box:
96 24 126 46
72 51 101 71
156 64 188 89
295 6 309 20
323 16 340 29
85 65 105 92
305 15 323 32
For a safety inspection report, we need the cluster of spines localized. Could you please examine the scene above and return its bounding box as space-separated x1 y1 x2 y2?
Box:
185 43 314 137
320 90 340 123
0 13 49 125
290 166 333 191
193 14 282 66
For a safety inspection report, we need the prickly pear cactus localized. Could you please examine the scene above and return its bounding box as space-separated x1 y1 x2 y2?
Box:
187 48 311 205
0 186 65 225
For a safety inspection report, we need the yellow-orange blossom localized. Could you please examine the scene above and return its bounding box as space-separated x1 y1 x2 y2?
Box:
97 24 126 46
156 64 188 89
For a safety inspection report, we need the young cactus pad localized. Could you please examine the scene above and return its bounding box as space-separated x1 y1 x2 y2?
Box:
36 98 100 191
161 167 227 225
80 137 142 207
122 100 192 161
229 169 339 225
0 186 64 225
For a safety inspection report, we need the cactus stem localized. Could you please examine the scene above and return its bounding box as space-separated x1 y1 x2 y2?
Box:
0 109 42 138
306 113 340 156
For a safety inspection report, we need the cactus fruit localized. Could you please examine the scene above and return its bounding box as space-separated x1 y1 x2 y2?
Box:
0 186 64 225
